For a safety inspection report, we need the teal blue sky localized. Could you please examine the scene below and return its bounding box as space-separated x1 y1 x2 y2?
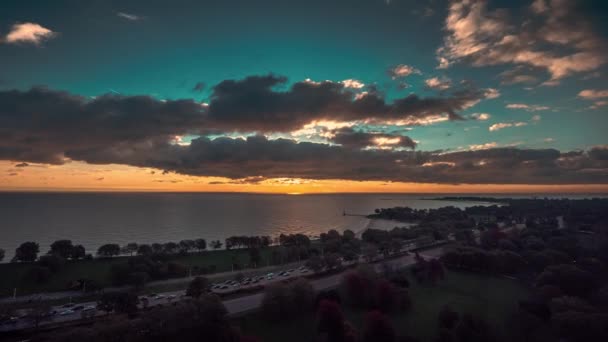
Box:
1 0 607 167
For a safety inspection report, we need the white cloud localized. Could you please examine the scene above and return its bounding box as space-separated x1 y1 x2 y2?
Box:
489 122 527 132
437 0 606 81
470 113 490 120
117 12 141 21
468 142 498 150
506 103 550 111
3 22 56 45
389 64 421 78
484 88 500 99
341 79 365 89
425 77 452 90
578 89 608 100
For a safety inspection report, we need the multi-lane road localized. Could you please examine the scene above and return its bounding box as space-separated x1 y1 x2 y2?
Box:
0 246 444 332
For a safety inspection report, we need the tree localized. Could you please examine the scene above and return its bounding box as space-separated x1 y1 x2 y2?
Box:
179 240 195 253
0 248 5 262
290 278 315 313
122 242 138 256
211 240 223 250
49 239 74 259
363 310 396 342
97 292 139 315
72 244 86 259
13 241 39 262
137 244 153 256
186 276 209 299
306 255 325 273
97 243 120 257
195 238 207 252
317 300 346 342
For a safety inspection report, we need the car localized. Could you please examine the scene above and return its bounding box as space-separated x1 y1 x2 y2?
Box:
154 294 165 299
73 305 84 311
62 303 75 308
220 285 228 289
167 294 176 299
148 293 157 298
288 269 295 273
59 309 74 316
83 305 96 311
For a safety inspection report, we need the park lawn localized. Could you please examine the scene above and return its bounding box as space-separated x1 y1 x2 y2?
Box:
0 247 279 297
237 270 530 342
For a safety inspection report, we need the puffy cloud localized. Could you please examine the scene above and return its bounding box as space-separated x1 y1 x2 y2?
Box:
327 127 416 150
425 77 452 90
341 79 365 89
506 103 550 111
578 89 608 100
437 0 606 82
489 122 527 131
470 113 490 120
2 79 605 185
468 142 498 151
577 89 608 109
388 64 421 78
204 74 490 132
3 22 57 45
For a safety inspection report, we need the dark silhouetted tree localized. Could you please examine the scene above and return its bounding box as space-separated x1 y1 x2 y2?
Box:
97 243 120 257
186 276 209 299
13 241 39 262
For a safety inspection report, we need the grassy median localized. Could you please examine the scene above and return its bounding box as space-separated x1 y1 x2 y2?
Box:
237 270 529 341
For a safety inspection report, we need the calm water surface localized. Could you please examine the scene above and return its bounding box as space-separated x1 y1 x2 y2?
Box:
0 192 583 259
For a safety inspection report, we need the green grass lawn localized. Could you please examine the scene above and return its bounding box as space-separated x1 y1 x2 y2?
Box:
237 270 530 342
0 247 281 297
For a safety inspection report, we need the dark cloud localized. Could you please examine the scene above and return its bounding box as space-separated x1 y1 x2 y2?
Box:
1 76 607 185
58 134 608 184
327 127 417 150
204 74 488 131
192 82 206 92
0 87 206 164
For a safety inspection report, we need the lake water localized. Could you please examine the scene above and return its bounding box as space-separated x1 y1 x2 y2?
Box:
0 192 584 259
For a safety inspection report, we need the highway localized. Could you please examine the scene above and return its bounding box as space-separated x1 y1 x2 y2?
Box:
0 246 444 332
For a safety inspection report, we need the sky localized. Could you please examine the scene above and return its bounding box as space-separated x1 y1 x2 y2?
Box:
1 0 608 193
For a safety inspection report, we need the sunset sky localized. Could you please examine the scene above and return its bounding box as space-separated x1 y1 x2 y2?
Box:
1 0 608 193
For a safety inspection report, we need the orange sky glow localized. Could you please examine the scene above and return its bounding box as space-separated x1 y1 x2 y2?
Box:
2 161 607 194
